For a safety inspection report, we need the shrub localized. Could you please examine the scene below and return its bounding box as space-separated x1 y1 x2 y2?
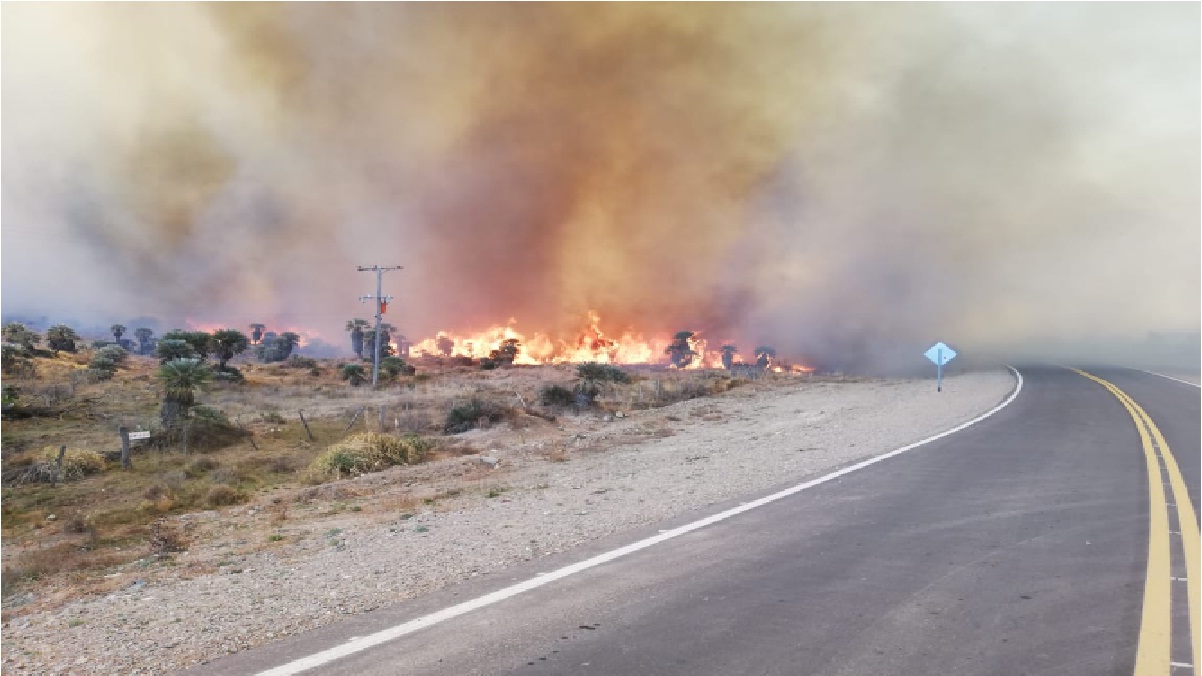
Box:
184 457 218 478
179 406 248 451
479 358 498 371
205 485 244 507
286 355 318 370
212 366 244 383
576 362 631 384
539 384 576 407
149 519 189 554
380 356 415 377
306 433 433 481
10 448 107 484
96 345 128 365
444 398 512 433
47 447 105 479
87 366 116 381
340 363 367 386
45 324 80 353
89 346 127 379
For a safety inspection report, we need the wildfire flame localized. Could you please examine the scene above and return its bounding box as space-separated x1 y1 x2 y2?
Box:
183 312 814 372
410 311 781 370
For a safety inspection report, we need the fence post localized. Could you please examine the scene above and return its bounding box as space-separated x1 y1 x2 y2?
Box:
345 406 366 433
52 445 66 487
298 411 315 441
118 427 132 469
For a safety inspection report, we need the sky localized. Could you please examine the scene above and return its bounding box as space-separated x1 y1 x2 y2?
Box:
2 3 1198 369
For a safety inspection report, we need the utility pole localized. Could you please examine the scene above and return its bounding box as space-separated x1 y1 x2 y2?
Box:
357 265 402 386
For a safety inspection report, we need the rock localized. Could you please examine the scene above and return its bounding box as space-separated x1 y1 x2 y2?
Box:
46 514 57 521
614 411 626 418
477 456 500 468
603 415 615 423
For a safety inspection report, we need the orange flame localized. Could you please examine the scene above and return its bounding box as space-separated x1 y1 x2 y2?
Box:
411 311 765 369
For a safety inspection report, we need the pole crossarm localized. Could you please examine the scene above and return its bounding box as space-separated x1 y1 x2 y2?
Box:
356 265 403 387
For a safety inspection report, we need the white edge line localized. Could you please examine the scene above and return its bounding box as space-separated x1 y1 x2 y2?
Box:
1138 369 1201 389
257 366 1025 676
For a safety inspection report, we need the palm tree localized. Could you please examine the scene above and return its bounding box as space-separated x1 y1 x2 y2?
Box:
720 345 737 370
248 323 265 345
754 346 776 370
110 324 126 344
157 358 212 425
134 328 155 355
157 338 196 363
363 330 395 359
209 329 250 369
490 338 521 365
345 319 369 359
162 330 212 360
276 332 301 360
665 331 697 368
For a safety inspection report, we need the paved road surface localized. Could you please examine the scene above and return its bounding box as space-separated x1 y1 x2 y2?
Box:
190 366 1199 676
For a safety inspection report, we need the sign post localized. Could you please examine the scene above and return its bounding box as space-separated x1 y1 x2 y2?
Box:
924 342 957 392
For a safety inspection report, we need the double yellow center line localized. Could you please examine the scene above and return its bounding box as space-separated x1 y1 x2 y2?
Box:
1074 369 1199 675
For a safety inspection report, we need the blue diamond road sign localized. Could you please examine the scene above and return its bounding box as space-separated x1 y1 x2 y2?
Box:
925 342 956 366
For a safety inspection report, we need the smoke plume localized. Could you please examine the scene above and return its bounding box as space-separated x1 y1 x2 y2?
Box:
3 3 1198 369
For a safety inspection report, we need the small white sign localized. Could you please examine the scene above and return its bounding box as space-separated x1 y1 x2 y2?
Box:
128 430 151 440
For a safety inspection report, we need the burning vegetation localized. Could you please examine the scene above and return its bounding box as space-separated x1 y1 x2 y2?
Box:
405 311 811 373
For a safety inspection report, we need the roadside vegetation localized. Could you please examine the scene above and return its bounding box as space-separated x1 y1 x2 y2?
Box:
1 322 792 615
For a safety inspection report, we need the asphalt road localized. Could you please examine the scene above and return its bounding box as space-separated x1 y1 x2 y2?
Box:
191 366 1199 676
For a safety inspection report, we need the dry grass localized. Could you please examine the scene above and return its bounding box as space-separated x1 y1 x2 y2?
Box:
2 349 810 613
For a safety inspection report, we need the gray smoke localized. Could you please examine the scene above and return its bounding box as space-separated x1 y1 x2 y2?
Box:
2 3 1197 369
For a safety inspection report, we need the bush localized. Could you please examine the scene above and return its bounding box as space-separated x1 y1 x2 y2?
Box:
185 457 219 478
539 384 576 407
149 519 189 554
95 345 128 365
53 447 105 478
88 347 126 380
340 363 367 386
1 344 36 378
286 355 318 370
379 356 415 377
444 398 512 433
306 433 432 481
479 358 498 371
8 448 107 484
212 366 245 383
205 485 244 507
576 362 631 383
87 367 115 382
178 406 248 451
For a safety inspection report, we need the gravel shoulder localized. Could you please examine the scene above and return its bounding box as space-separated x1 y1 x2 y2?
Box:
1 369 1016 674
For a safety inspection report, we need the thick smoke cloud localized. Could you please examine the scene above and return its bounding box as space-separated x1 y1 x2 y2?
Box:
2 3 1197 369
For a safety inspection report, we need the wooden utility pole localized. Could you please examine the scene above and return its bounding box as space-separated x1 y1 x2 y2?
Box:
357 265 402 387
118 427 132 469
